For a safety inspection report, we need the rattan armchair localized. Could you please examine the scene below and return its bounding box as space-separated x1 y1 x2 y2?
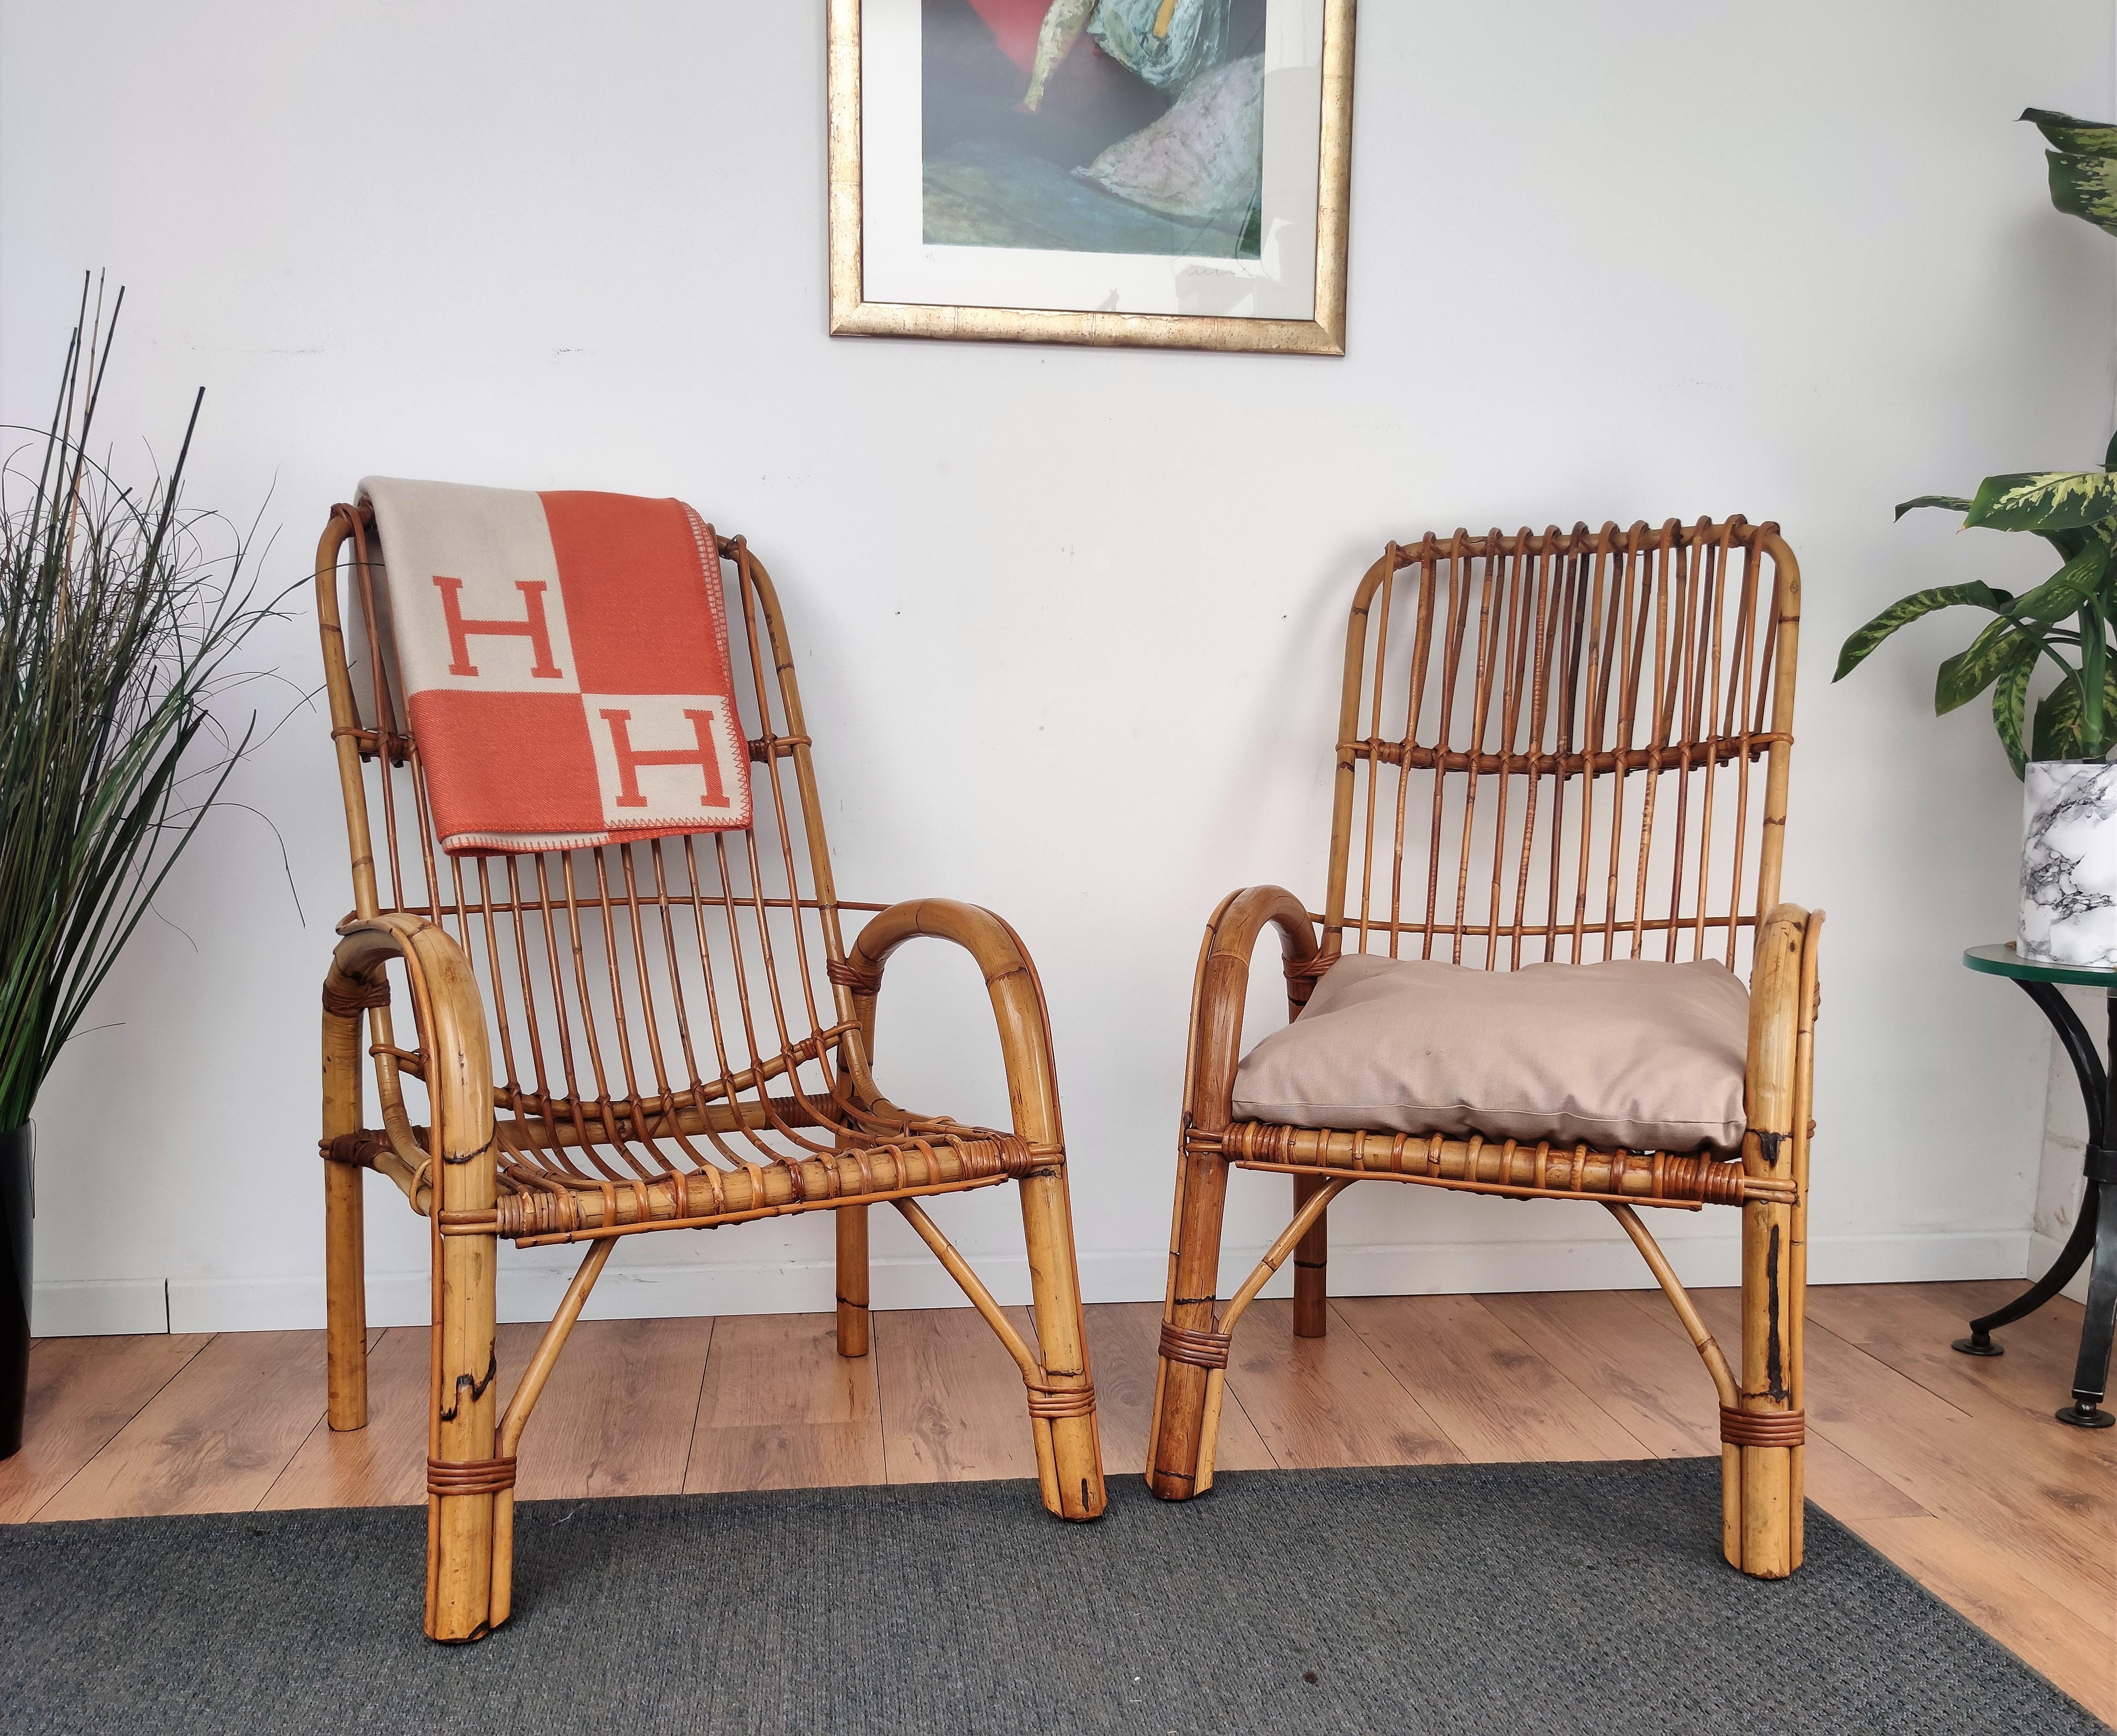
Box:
1146 519 1821 1577
312 505 1105 1641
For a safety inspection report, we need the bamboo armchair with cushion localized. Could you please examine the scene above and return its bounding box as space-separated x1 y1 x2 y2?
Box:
1147 518 1821 1577
312 505 1105 1642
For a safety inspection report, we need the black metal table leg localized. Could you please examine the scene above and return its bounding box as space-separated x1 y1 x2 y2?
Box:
1954 1174 2101 1352
2058 1168 2117 1428
1954 982 2106 1355
1954 982 2117 1427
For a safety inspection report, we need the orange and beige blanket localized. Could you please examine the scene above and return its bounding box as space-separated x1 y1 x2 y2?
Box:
359 477 752 855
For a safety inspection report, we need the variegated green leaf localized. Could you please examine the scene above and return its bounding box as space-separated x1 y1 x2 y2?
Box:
2034 678 2086 760
2085 629 2112 752
1893 494 1973 521
1834 581 2002 681
2044 520 2117 563
1965 469 2117 533
1935 617 2029 714
2106 427 2117 472
1990 639 2036 777
2032 665 2117 761
2009 542 2112 621
2047 149 2117 237
2022 108 2117 156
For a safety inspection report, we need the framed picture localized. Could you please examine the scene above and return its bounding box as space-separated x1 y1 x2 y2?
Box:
828 0 1356 355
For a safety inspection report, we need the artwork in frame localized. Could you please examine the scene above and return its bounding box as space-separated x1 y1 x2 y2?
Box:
828 0 1356 354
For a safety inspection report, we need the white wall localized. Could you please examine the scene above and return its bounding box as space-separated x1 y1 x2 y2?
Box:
2 1 2112 1334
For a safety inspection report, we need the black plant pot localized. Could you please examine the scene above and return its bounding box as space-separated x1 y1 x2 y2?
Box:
0 1123 30 1460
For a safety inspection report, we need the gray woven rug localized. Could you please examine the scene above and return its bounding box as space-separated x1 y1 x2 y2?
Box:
1 1459 2100 1735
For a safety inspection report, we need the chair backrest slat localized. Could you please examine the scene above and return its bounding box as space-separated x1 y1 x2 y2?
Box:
1321 519 1800 978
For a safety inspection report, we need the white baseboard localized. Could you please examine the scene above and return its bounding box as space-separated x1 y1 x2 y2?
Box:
2026 1230 2093 1306
31 1279 168 1337
35 1224 2033 1334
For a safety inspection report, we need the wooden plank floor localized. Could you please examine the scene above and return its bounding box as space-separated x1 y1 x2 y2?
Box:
3 1283 2110 1719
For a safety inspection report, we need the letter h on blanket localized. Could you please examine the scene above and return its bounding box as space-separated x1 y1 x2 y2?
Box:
432 574 565 680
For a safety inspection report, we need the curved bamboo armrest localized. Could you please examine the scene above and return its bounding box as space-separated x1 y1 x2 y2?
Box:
1184 886 1321 1135
1745 902 1820 1174
328 913 496 1195
842 898 1064 1152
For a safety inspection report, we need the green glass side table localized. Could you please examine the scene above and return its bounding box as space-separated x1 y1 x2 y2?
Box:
1960 944 2117 1428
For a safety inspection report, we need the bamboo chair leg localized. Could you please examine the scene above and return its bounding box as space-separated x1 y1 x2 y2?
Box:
1726 905 1813 1578
1147 1144 1232 1500
425 1225 502 1641
1731 1194 1799 1577
1788 1192 1807 1570
1015 1170 1106 1520
1291 1172 1328 1338
835 1204 870 1358
321 1003 367 1431
324 1166 368 1430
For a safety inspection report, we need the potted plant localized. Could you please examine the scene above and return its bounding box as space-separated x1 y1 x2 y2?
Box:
0 279 278 1457
1836 109 2117 968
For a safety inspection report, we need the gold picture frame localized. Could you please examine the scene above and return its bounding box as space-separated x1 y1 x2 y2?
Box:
828 0 1356 355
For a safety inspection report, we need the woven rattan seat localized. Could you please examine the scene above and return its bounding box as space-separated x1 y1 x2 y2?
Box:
324 1118 1042 1238
310 504 1105 1642
1147 519 1821 1582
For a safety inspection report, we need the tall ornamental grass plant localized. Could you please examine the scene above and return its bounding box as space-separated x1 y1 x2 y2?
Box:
0 277 281 1131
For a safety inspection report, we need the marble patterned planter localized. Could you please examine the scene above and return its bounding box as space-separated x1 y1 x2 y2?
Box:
2019 758 2117 967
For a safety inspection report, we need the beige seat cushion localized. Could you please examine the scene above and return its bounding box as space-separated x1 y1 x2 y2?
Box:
1231 953 1749 1154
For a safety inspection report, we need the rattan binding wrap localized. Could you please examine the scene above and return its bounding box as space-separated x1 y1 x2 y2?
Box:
1719 1407 1805 1447
321 976 391 1018
426 1455 517 1496
320 1131 385 1168
1158 1322 1233 1370
1026 1382 1099 1420
826 957 884 994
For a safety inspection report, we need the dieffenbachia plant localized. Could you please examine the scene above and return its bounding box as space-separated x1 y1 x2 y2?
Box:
1835 110 2117 776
